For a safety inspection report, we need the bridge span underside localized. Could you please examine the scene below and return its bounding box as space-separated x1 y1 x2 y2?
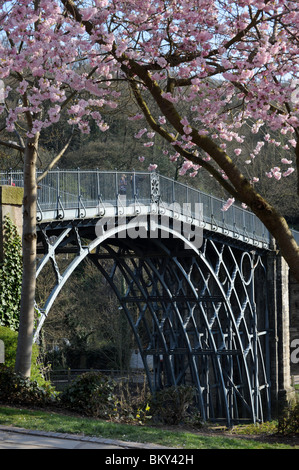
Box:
35 214 271 426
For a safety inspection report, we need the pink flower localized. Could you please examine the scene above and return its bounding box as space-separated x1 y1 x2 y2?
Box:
128 113 144 121
180 117 189 126
156 57 168 68
147 132 155 139
143 141 154 147
17 80 28 95
283 168 294 177
221 198 235 211
271 167 282 180
158 116 166 125
78 121 91 134
138 156 145 162
183 125 192 135
289 139 297 148
148 164 157 171
134 128 147 138
162 92 178 103
48 105 61 123
81 7 97 21
97 121 109 132
281 158 293 164
234 148 242 156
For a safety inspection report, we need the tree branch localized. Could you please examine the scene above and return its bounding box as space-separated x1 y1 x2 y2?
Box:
0 139 25 152
128 75 240 199
36 132 74 183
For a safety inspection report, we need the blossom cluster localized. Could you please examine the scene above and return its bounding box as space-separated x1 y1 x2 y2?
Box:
0 0 298 197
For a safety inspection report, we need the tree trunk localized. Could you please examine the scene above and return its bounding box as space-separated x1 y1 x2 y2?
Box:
15 137 38 378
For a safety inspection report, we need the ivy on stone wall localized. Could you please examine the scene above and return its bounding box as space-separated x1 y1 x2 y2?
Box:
0 216 22 330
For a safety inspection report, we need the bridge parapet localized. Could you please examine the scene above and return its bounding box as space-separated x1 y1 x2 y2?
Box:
0 169 274 249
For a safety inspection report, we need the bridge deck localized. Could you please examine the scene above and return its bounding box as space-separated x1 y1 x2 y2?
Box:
1 169 298 250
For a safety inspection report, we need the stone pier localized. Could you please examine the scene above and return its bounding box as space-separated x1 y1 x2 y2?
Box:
267 246 297 417
0 185 23 263
289 272 299 377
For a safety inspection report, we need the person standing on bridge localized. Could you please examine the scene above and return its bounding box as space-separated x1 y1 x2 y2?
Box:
119 174 127 195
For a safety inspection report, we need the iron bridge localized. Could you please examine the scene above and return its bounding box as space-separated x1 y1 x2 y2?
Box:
1 169 288 425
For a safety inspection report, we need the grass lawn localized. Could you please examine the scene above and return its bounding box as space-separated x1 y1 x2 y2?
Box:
0 405 298 449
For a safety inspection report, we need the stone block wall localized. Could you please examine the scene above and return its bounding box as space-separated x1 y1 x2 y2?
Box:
0 185 23 263
289 272 299 376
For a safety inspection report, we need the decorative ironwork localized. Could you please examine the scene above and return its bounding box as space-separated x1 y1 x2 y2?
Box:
150 171 160 204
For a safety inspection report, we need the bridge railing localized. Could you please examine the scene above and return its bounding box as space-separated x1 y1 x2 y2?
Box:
1 168 298 248
159 174 269 245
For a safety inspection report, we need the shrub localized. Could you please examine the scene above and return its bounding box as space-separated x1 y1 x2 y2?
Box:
150 385 196 425
277 401 299 436
0 365 56 406
60 371 117 418
0 326 49 387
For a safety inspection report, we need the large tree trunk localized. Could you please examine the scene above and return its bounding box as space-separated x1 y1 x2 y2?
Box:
15 137 38 378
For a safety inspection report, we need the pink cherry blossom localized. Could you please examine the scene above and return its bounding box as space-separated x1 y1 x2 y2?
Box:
134 128 147 139
162 92 178 103
128 113 144 121
81 7 98 21
221 198 235 212
283 168 295 177
147 132 155 139
148 164 157 171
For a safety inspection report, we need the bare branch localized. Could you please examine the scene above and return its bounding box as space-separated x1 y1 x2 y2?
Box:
0 139 25 152
36 132 74 183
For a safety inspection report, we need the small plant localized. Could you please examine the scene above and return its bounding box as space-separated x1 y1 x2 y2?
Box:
277 401 299 436
112 375 152 425
150 384 196 425
135 403 152 425
60 371 117 418
0 365 56 406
